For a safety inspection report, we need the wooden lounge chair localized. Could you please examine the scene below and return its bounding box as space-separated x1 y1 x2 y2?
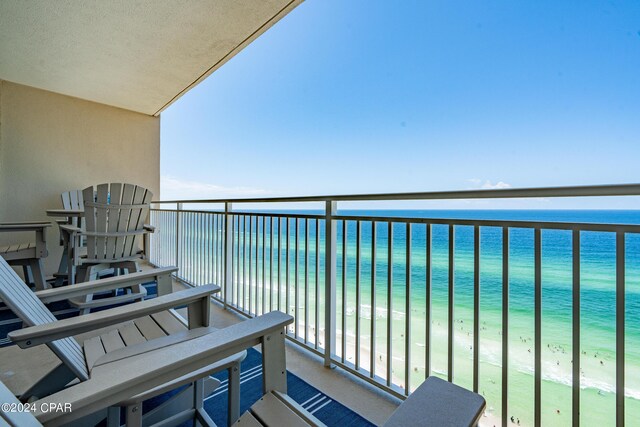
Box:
8 311 293 427
49 189 85 286
0 221 51 291
60 183 155 312
10 311 485 427
0 257 245 426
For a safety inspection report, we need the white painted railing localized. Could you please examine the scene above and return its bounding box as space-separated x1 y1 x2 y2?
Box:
148 184 640 427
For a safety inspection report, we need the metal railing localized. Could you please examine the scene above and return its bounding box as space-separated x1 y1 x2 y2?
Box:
148 184 640 427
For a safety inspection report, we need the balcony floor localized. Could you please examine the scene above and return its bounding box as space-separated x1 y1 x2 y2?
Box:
0 263 399 426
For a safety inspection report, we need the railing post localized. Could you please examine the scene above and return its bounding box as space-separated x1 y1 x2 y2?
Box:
176 203 182 272
324 200 337 367
224 202 234 310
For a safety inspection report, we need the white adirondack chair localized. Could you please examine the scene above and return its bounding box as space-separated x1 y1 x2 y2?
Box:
0 221 51 291
8 311 293 427
60 183 155 312
50 189 85 286
0 257 245 426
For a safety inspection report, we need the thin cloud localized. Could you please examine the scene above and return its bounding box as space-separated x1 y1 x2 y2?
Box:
481 180 511 190
467 179 512 190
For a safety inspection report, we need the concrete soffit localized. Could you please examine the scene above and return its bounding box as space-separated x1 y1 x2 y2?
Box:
0 1 303 116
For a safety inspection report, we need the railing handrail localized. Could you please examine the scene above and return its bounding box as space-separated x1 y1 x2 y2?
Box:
152 183 640 205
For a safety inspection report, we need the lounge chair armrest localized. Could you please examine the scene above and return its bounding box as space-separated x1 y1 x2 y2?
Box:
0 221 51 232
34 312 294 425
9 284 220 348
34 267 179 303
143 224 156 233
58 224 83 234
383 376 486 427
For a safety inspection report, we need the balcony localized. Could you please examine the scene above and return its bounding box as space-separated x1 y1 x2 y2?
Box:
1 2 638 426
146 184 640 426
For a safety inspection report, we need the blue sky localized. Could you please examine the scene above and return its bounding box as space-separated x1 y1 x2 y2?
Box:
160 0 640 209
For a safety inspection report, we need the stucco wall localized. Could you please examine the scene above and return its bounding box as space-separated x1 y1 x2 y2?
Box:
0 80 160 276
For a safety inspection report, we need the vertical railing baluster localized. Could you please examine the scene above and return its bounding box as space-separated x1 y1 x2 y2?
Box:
387 222 393 387
315 219 320 349
190 212 195 283
295 218 299 339
405 223 412 395
342 220 347 363
324 201 337 367
277 217 282 312
209 214 212 291
199 213 202 284
176 203 181 276
220 213 224 288
224 203 233 309
197 213 202 285
473 225 480 393
616 231 625 427
249 216 253 315
534 228 542 427
502 226 509 427
194 212 198 283
370 221 377 378
203 213 207 285
270 216 274 312
210 213 214 286
448 224 455 382
355 220 361 370
286 219 290 330
236 216 240 307
214 213 218 286
242 216 247 311
183 210 187 277
305 218 310 344
253 215 260 316
218 213 222 286
217 215 220 295
425 223 432 378
573 229 580 427
262 216 266 315
190 212 194 282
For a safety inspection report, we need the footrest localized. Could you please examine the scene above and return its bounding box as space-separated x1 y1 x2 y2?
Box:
383 376 486 427
235 391 326 427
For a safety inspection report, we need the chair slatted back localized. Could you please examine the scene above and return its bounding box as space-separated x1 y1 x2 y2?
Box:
83 183 153 261
0 258 89 381
61 190 84 228
61 190 84 211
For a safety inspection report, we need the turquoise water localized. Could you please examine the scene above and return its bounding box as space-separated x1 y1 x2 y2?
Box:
166 209 640 426
329 210 640 426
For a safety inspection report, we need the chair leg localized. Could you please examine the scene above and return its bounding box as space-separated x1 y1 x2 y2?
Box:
125 403 142 427
22 265 33 286
106 406 121 427
67 256 76 285
227 363 241 426
29 259 48 291
55 251 68 287
79 266 94 315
